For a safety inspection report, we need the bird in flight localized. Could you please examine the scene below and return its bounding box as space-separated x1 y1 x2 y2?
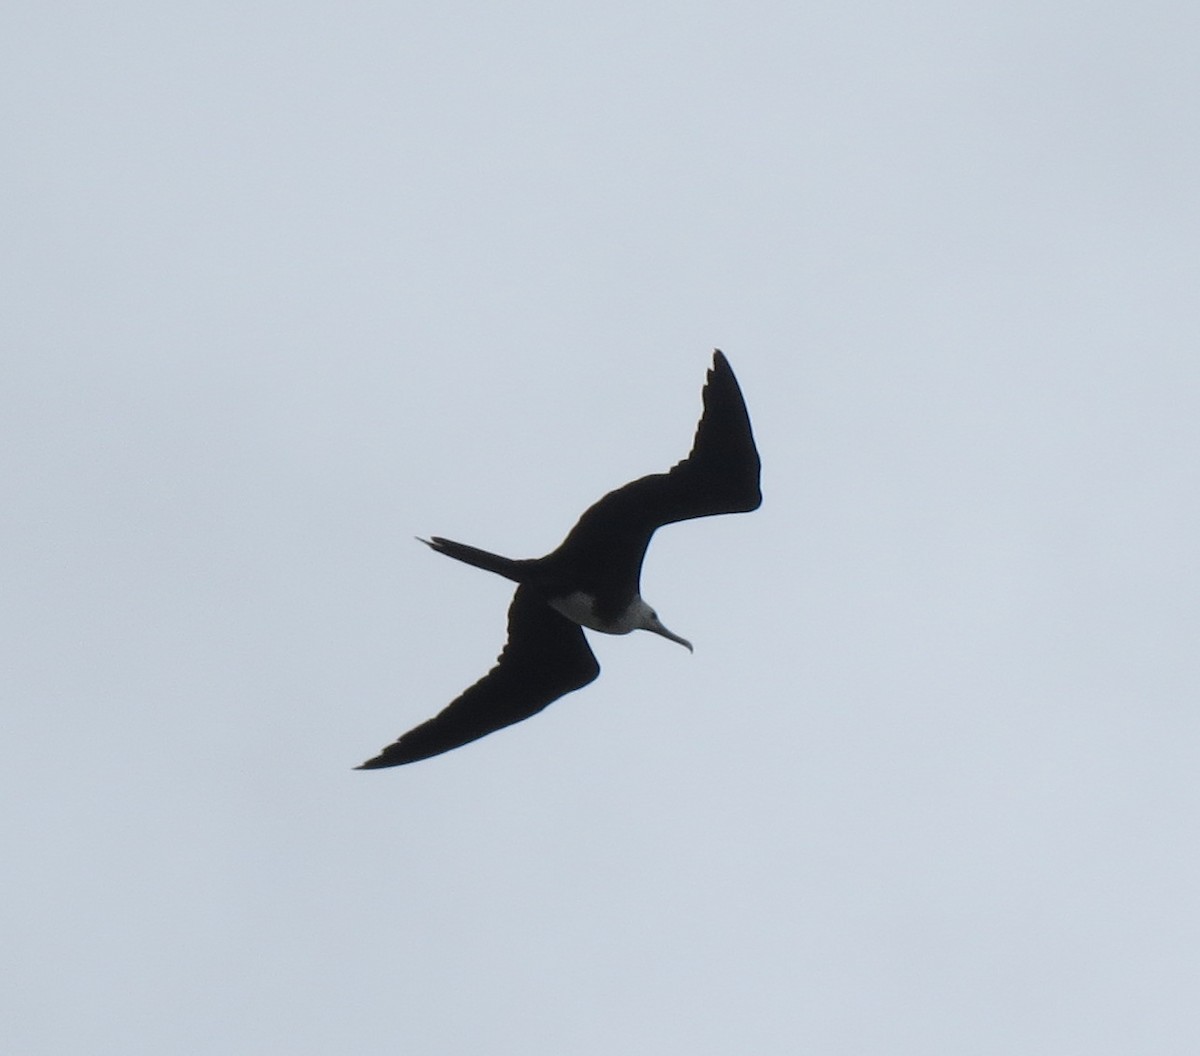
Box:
357 350 762 768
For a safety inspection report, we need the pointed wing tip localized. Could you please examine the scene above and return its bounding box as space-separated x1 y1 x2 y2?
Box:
354 755 392 770
355 744 418 769
708 349 741 389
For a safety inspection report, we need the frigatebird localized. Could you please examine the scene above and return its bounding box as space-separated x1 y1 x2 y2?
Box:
357 350 761 768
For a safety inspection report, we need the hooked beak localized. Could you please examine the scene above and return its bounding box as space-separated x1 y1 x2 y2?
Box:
646 614 693 653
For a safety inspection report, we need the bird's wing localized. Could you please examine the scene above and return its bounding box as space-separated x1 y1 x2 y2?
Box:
547 350 762 597
357 585 600 768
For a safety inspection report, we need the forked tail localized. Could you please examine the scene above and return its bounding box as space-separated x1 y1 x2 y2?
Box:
419 536 527 583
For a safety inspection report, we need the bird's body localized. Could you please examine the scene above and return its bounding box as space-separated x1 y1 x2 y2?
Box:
357 350 761 769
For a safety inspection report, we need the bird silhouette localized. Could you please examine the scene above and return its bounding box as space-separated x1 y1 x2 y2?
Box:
358 350 761 768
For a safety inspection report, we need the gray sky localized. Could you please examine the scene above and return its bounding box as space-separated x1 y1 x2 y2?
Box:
4 2 1199 1052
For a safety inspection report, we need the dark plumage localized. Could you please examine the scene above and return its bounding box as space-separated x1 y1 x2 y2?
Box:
357 350 761 768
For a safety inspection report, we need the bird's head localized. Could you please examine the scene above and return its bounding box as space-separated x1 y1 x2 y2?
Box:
639 603 693 653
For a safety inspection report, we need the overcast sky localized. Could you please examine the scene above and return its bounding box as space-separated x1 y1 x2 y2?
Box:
4 2 1199 1053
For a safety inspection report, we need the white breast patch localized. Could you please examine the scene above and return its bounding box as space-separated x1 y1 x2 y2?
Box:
549 591 642 635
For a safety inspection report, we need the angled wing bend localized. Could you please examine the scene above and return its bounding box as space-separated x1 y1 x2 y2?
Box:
546 349 762 602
